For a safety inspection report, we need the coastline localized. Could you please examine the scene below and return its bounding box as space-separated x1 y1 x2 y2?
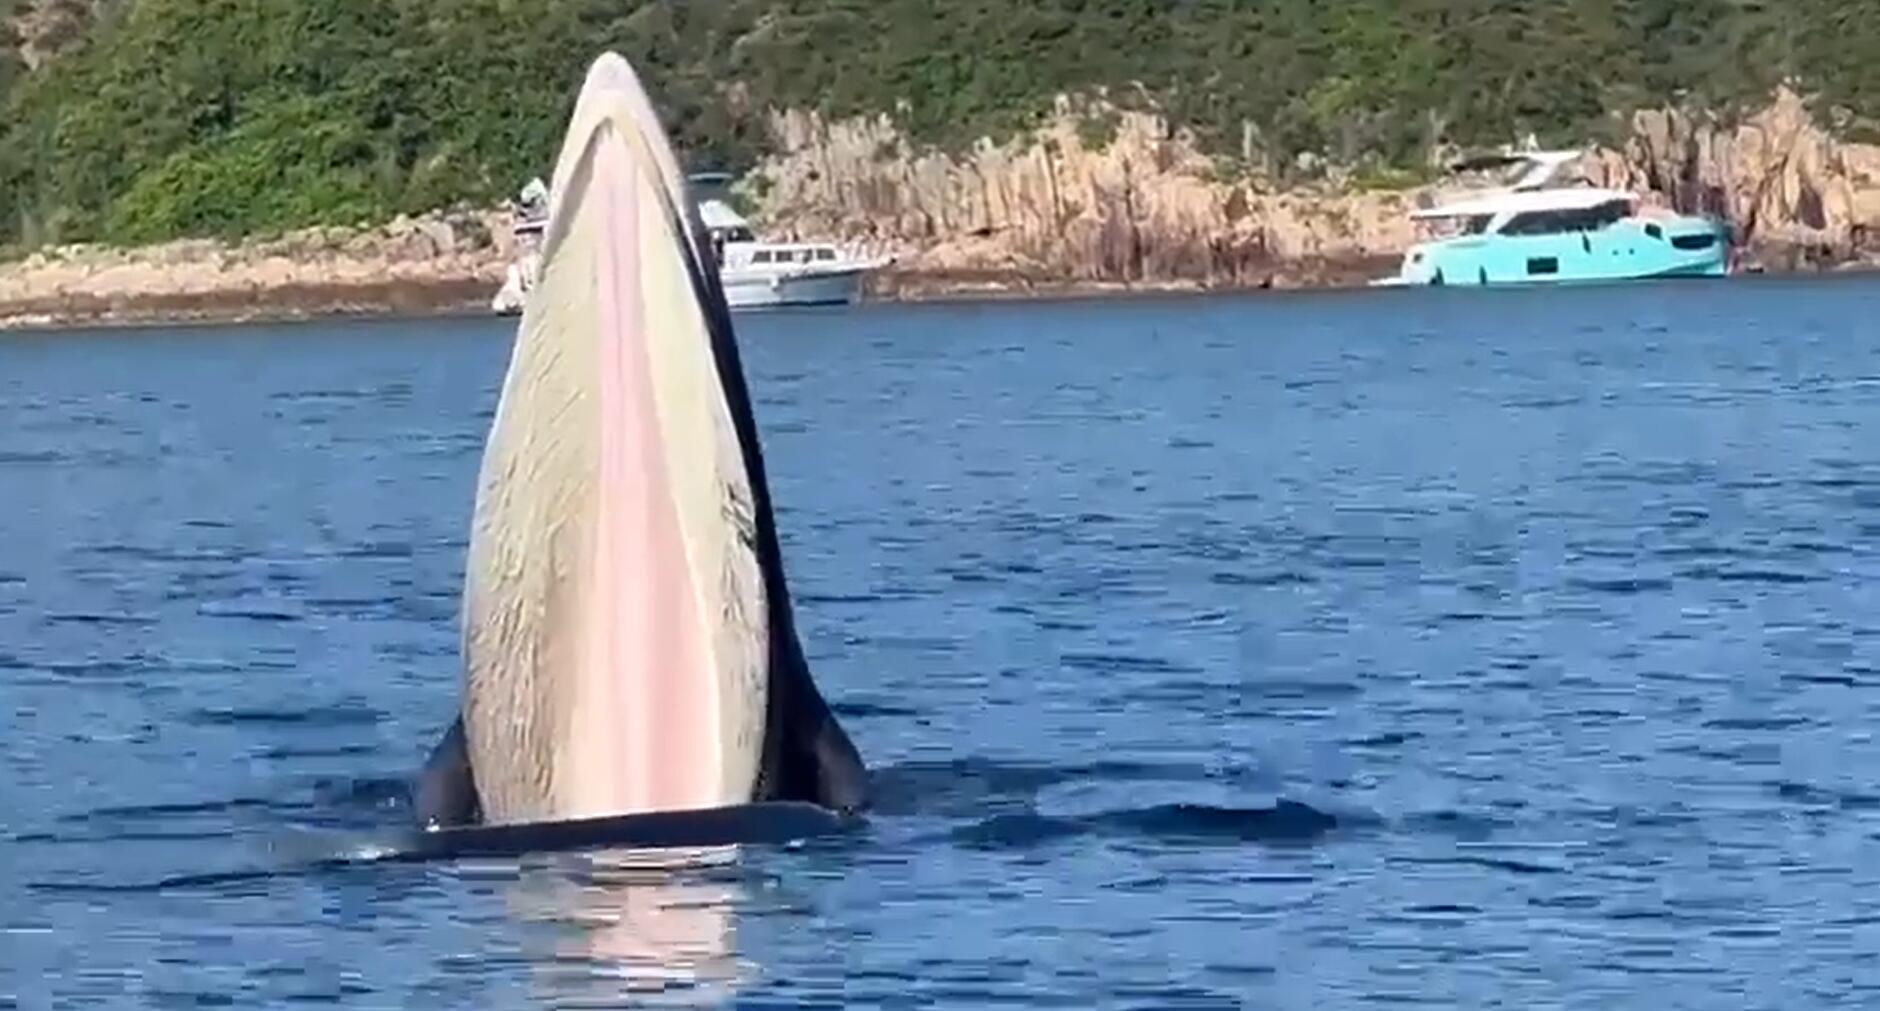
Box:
0 232 1871 334
0 271 1245 332
0 277 502 332
0 227 1410 333
0 269 1383 333
0 212 512 333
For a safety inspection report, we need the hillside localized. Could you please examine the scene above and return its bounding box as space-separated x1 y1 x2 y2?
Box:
3 1 1880 280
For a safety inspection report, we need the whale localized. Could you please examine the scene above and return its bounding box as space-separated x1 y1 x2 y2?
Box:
409 52 868 843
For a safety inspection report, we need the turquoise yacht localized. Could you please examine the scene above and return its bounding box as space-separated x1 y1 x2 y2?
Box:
1374 151 1732 287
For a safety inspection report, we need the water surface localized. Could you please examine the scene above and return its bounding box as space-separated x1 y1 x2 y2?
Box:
3 277 1879 1008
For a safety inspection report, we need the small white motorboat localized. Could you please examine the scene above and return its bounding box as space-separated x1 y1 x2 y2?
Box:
491 175 892 315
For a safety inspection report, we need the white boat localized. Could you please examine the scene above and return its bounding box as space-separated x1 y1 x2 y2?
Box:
490 178 549 316
689 172 892 309
696 196 890 309
491 175 891 315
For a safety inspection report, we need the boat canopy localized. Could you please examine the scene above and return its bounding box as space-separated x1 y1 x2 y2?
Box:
696 198 749 231
1413 186 1638 222
687 173 748 232
696 197 758 244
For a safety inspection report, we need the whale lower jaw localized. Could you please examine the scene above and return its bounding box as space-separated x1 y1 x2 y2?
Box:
455 55 770 828
405 802 860 861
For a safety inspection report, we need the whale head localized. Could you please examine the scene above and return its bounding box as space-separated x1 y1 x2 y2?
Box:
456 53 780 826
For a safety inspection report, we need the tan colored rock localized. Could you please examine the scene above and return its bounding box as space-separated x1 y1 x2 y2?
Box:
0 208 516 329
751 87 1880 286
747 101 1493 288
1579 86 1880 268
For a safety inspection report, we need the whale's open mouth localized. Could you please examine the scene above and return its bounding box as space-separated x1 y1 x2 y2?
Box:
457 57 770 827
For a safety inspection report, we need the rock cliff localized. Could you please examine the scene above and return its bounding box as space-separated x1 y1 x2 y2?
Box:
748 88 1880 290
748 100 1418 293
1585 88 1880 271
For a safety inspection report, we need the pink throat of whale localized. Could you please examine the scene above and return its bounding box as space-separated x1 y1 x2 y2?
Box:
569 131 722 818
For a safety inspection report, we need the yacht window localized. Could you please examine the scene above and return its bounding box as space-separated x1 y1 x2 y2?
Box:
816 248 836 261
1500 212 1555 236
753 250 773 264
1645 223 1664 240
1671 233 1717 250
1500 200 1633 237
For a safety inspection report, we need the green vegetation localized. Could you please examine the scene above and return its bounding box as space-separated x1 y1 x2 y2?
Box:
3 0 1880 251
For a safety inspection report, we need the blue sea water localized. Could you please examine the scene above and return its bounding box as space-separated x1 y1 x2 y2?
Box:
1 276 1878 1008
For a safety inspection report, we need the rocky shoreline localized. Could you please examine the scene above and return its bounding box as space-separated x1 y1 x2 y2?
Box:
753 87 1880 294
0 279 494 331
6 84 1880 332
0 242 1872 334
0 223 1400 332
0 268 1337 333
0 212 513 331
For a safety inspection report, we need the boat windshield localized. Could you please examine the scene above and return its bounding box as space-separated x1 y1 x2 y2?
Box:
1496 198 1633 236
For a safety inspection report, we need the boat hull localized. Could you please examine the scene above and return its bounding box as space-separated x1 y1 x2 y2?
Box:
496 262 871 316
720 267 867 310
1381 217 1731 287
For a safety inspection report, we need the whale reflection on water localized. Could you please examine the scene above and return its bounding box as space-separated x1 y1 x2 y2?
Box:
505 846 752 1004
